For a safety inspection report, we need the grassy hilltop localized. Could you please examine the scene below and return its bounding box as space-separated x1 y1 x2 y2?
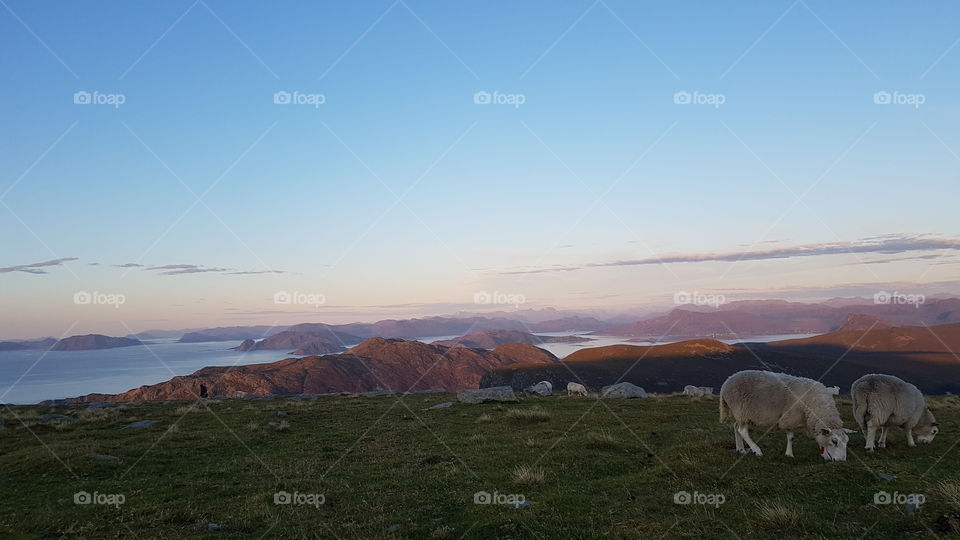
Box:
3 394 960 538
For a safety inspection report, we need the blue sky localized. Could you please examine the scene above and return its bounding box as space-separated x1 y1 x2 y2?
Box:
1 0 959 338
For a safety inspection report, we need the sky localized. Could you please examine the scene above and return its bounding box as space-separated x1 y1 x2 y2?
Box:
1 0 959 339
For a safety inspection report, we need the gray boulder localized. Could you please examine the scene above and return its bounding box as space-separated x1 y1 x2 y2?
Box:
599 382 648 399
457 386 518 404
523 381 553 397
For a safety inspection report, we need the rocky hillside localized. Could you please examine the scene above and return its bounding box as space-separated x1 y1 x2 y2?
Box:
232 324 362 354
69 338 558 402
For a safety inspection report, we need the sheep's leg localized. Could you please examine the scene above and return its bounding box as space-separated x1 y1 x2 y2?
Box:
734 425 746 453
905 426 916 447
878 427 887 448
865 425 877 451
785 432 794 458
737 425 763 456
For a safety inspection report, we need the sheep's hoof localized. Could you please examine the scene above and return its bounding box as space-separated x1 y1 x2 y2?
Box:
737 448 750 454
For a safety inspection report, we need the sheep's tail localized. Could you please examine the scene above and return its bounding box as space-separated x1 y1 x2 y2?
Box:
851 391 867 431
719 395 731 424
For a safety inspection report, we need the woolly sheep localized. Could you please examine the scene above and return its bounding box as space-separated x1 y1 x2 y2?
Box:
719 370 853 461
567 382 588 396
683 385 707 397
851 374 939 451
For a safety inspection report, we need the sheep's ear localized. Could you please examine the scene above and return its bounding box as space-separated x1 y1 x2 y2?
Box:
821 428 831 436
843 428 858 434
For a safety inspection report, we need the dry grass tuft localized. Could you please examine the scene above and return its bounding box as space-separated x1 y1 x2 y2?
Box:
511 464 546 485
586 428 620 449
505 406 551 423
756 501 800 528
476 413 493 423
935 481 960 511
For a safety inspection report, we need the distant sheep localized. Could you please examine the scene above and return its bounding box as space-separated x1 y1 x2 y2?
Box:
567 382 588 397
719 370 852 461
825 386 840 395
683 385 714 397
851 374 939 451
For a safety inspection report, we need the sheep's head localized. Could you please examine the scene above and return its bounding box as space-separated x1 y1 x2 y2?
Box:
816 427 850 461
914 422 939 444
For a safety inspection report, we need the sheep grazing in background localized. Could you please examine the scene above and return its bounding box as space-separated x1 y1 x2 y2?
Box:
683 385 712 397
825 386 840 395
851 374 939 451
719 370 853 461
567 382 588 397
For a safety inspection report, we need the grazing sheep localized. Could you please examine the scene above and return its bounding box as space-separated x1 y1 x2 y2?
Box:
825 386 840 395
567 382 588 397
699 386 714 395
719 370 852 461
851 374 939 451
683 385 707 397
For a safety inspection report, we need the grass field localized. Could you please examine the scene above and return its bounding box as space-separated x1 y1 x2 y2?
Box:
3 393 960 538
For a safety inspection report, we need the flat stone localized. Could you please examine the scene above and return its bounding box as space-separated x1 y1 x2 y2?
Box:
425 402 453 410
599 382 648 399
88 453 120 461
121 420 157 429
39 414 75 422
457 387 518 404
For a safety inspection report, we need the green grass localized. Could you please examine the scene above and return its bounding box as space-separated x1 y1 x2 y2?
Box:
2 394 960 538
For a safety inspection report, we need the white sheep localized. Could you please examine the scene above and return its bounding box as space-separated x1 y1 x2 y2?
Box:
851 374 939 451
683 385 706 397
719 370 852 461
825 386 840 395
567 382 588 397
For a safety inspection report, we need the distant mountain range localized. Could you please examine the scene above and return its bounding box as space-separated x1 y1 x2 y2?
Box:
605 298 960 338
431 329 592 349
50 334 144 351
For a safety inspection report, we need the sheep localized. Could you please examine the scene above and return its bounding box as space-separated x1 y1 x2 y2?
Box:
825 386 840 395
567 382 588 397
719 370 853 461
683 385 707 397
851 374 939 451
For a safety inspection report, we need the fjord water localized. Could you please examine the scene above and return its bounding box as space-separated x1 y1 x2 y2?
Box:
0 333 817 404
0 339 290 405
